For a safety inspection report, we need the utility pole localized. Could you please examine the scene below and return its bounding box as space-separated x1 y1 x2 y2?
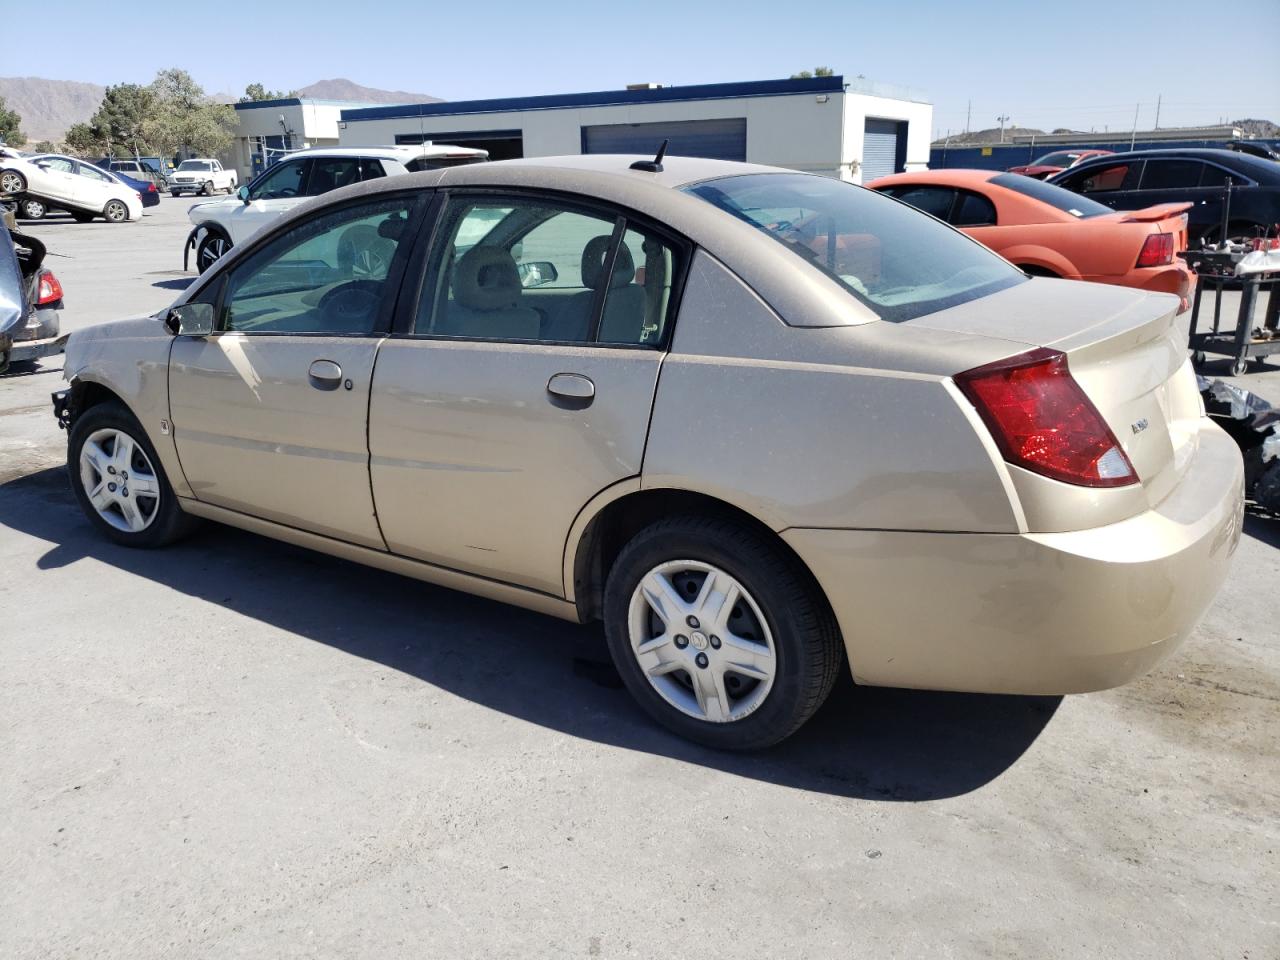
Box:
1130 103 1140 150
1154 93 1162 130
997 114 1010 143
966 100 971 134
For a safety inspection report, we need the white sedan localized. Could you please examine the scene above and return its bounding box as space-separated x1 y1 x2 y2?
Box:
0 154 143 223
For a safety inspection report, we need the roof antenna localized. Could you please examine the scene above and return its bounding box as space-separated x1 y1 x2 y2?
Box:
630 139 669 173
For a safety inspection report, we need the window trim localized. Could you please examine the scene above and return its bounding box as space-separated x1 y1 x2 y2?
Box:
390 186 693 351
206 192 428 338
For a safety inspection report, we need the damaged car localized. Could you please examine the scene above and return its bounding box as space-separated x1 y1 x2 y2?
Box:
1 222 65 373
54 155 1244 749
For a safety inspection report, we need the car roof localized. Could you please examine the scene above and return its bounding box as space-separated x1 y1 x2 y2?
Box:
1065 147 1280 181
867 169 997 189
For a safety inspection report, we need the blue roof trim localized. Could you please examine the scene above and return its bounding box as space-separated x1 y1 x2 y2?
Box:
340 75 846 123
235 97 382 111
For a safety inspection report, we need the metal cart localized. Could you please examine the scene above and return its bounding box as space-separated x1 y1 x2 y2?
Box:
1181 249 1280 377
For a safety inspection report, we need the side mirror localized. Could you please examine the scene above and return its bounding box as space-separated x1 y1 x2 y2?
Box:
164 302 215 337
518 260 559 288
237 184 250 204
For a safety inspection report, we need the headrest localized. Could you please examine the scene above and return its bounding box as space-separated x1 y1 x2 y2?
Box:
581 236 635 290
453 246 522 311
377 215 406 241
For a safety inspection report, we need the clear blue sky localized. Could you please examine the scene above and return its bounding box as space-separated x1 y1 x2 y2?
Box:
7 0 1278 138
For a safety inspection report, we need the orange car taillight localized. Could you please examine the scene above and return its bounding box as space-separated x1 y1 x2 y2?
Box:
955 348 1137 488
36 270 63 305
1136 232 1174 268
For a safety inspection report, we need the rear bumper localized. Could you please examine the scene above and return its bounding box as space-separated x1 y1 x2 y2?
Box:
783 423 1244 695
10 332 68 362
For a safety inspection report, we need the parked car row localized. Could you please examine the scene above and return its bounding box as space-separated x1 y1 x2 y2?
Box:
1 152 145 223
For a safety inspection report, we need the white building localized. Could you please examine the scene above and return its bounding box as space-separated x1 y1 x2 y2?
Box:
336 76 931 184
229 98 379 181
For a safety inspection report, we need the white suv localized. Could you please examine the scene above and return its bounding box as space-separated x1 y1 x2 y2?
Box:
183 144 487 272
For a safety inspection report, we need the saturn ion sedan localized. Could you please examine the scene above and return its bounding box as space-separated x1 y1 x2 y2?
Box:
53 155 1244 749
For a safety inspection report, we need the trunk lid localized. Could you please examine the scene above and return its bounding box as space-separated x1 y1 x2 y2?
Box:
912 277 1201 510
1100 203 1191 253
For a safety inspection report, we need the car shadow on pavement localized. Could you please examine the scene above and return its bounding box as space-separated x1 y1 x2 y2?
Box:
1 465 1061 802
151 278 195 291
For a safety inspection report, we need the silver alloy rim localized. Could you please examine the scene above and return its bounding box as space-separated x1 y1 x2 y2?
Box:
24 200 44 217
105 202 126 222
78 428 161 533
1 171 23 193
200 236 228 269
627 560 777 723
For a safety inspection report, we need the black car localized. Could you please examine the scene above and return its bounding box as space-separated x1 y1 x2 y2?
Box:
1048 148 1280 246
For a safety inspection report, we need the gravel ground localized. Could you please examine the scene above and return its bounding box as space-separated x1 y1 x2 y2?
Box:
1 196 1277 960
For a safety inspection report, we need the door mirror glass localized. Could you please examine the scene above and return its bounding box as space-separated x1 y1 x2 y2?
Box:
164 302 215 336
517 260 558 288
237 184 250 203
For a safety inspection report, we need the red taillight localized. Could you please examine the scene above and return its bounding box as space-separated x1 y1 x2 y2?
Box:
36 270 63 305
955 348 1137 488
1136 232 1174 268
147 183 156 192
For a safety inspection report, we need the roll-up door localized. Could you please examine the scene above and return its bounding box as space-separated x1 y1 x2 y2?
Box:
862 119 905 181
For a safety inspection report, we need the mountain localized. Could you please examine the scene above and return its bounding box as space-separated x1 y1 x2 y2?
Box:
298 78 441 105
0 76 105 143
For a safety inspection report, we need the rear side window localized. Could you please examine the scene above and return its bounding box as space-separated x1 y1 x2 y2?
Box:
687 172 1024 323
989 173 1112 217
1072 163 1135 194
404 155 487 173
306 158 361 195
887 185 955 220
360 158 386 181
952 191 997 226
1140 160 1205 190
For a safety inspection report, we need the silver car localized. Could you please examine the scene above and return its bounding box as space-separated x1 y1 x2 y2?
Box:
54 155 1244 749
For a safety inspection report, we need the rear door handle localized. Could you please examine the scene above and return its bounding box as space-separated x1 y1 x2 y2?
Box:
547 372 595 408
308 359 343 391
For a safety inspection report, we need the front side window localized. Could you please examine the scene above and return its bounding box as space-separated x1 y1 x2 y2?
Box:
688 173 1023 323
39 157 74 174
220 197 416 335
250 160 306 201
415 197 679 344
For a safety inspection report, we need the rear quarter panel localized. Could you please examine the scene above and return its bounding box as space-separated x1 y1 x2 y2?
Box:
641 251 1024 534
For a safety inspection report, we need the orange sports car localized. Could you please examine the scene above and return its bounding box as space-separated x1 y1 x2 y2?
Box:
869 169 1194 309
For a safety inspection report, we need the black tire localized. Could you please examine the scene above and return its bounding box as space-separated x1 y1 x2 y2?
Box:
67 400 197 548
1191 350 1207 367
0 168 26 195
196 232 232 272
71 210 95 223
603 515 843 750
20 198 47 220
201 180 213 196
170 190 180 198
1019 264 1058 277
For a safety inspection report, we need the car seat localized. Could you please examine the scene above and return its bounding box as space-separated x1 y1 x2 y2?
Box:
437 246 540 339
545 236 646 342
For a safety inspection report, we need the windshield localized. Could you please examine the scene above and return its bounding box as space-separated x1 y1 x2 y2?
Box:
989 173 1112 218
178 160 213 171
685 173 1024 322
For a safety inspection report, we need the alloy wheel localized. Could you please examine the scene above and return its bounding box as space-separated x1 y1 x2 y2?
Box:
78 428 161 533
105 201 127 222
0 170 24 194
627 560 777 723
199 236 229 270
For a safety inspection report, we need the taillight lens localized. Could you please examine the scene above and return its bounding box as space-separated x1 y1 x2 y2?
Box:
955 347 1137 488
36 270 63 305
1136 232 1174 267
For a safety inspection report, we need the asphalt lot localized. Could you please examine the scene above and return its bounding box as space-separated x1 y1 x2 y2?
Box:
2 197 1278 960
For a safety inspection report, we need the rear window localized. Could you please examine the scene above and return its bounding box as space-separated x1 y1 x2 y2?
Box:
1031 151 1080 168
989 173 1112 218
685 173 1024 323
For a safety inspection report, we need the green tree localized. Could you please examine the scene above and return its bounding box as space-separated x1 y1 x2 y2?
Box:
90 83 156 155
0 97 25 146
64 122 98 154
240 82 296 102
144 68 236 158
32 140 56 153
790 66 835 79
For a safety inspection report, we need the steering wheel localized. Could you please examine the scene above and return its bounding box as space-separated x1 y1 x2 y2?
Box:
317 280 382 330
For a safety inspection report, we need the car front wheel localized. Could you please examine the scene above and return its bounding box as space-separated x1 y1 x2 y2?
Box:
68 401 195 548
603 515 843 750
197 232 232 271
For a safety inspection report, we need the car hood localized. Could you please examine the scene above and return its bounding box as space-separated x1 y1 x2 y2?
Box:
188 197 240 222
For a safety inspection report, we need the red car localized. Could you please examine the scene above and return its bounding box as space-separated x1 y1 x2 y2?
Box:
869 169 1194 310
1007 149 1112 181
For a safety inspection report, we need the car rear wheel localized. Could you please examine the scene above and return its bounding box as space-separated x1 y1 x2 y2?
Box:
0 169 26 194
71 210 95 223
103 200 128 223
603 515 843 750
197 233 232 271
20 198 46 220
68 401 196 548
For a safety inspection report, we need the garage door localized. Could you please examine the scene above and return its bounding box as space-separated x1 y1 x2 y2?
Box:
862 119 904 181
582 118 747 161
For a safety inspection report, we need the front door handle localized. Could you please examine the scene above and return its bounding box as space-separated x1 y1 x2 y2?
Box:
308 359 343 391
547 372 595 408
